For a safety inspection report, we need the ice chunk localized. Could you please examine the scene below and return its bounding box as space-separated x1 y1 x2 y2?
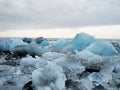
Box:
75 50 103 70
12 44 50 57
23 38 33 44
9 39 27 51
11 75 31 88
53 38 68 47
67 33 95 54
32 63 66 90
35 37 45 44
86 40 118 56
65 78 93 90
79 78 93 90
0 39 27 52
0 39 13 51
20 56 48 74
0 65 16 76
56 57 85 75
114 65 120 73
42 52 66 61
88 66 114 88
39 40 49 46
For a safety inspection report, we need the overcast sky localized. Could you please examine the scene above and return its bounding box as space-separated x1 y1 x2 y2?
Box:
0 0 120 30
0 0 120 38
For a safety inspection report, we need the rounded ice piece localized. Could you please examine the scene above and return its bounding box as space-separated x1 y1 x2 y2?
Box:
68 33 95 54
32 63 66 90
86 40 118 56
53 38 68 47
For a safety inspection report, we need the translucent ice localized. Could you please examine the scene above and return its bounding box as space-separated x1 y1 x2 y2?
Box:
88 66 114 88
0 39 13 51
39 40 49 46
9 39 27 51
23 38 33 44
42 52 66 61
75 50 103 70
32 63 66 90
56 57 85 75
12 44 50 57
0 65 16 76
53 38 68 47
0 39 27 52
86 40 118 56
20 56 48 74
67 33 95 54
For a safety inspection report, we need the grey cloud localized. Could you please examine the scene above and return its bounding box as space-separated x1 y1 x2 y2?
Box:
0 0 120 30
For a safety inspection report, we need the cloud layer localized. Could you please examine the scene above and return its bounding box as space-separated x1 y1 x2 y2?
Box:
0 0 120 30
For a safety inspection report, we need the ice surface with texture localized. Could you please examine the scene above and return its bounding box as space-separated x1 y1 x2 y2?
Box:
0 39 12 51
32 63 66 90
67 33 95 54
39 40 49 46
86 40 118 56
42 52 66 61
20 56 48 74
75 50 103 70
0 39 27 52
12 44 50 57
56 57 85 75
53 38 68 47
9 39 27 51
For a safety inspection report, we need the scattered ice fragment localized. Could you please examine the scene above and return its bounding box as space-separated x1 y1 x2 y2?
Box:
11 75 31 88
20 56 47 74
42 52 66 61
9 39 27 51
56 57 85 75
86 40 118 56
0 65 16 76
0 39 27 52
53 38 68 47
79 78 93 90
23 38 33 44
35 37 45 44
67 33 95 54
12 44 50 57
32 63 66 90
75 50 103 70
88 66 114 89
0 39 13 51
39 40 49 46
114 65 120 73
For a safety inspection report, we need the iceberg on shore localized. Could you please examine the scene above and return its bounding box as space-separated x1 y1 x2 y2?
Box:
0 39 27 52
86 40 118 56
67 33 95 54
32 63 66 90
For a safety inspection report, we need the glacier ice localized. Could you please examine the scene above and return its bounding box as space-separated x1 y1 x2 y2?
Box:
32 63 66 90
67 33 95 54
56 57 85 75
53 38 68 47
9 39 27 51
20 56 48 74
74 50 104 70
114 65 120 73
86 40 118 56
0 39 13 52
12 44 50 57
0 39 27 52
42 52 66 61
0 33 120 90
88 66 114 89
0 65 16 76
39 40 49 46
23 38 33 44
